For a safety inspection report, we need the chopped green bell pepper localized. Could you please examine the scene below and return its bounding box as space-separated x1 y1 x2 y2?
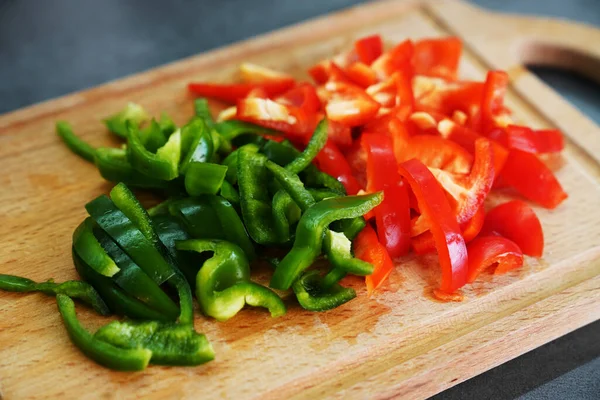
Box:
184 162 228 196
127 123 181 180
57 294 152 371
270 192 384 290
176 239 285 321
56 121 96 163
0 273 109 315
104 102 150 139
292 270 356 312
285 118 328 174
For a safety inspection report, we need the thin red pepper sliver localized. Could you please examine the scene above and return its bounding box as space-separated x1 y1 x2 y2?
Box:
313 140 362 195
355 225 395 293
397 159 468 293
362 133 411 258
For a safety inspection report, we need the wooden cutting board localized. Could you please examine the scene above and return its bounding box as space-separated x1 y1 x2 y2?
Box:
1 0 599 398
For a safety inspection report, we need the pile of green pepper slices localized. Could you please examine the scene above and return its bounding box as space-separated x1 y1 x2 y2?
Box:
0 99 383 371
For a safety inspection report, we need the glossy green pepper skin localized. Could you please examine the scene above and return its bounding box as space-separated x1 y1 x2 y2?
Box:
285 119 328 175
292 270 356 312
270 192 384 290
95 320 214 366
57 294 152 371
176 239 285 322
0 273 109 315
127 123 181 181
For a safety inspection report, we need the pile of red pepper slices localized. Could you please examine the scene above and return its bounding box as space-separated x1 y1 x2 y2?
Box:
189 35 567 299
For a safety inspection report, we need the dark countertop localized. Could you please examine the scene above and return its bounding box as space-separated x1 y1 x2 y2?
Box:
0 1 598 398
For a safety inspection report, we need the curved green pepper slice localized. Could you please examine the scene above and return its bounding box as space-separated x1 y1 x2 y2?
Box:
56 121 96 163
103 102 150 139
0 273 109 315
176 239 285 321
270 192 383 290
184 162 228 196
272 190 301 244
127 123 181 180
285 119 328 174
57 294 152 371
292 270 356 312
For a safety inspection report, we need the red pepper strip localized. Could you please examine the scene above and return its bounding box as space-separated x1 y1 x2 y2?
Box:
308 61 351 85
411 231 436 255
325 118 353 149
466 236 524 283
366 75 398 108
246 87 269 99
355 225 395 293
429 138 495 224
498 149 567 209
491 125 565 154
355 34 384 65
391 119 473 174
188 79 295 103
319 81 381 127
438 118 508 176
345 62 378 88
461 205 485 243
362 133 411 258
413 76 483 117
276 83 321 113
480 200 544 257
313 140 362 195
398 159 468 293
476 70 509 134
236 98 316 138
413 37 462 81
371 39 414 81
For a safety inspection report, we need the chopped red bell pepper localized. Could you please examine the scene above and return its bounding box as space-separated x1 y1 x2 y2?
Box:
319 81 381 127
476 70 509 134
437 118 508 176
397 159 468 293
308 61 351 85
461 205 485 243
326 118 353 149
345 62 378 88
490 125 565 154
466 236 524 283
313 140 362 195
355 225 395 293
429 138 495 224
362 133 411 258
188 79 295 103
391 119 474 174
354 34 384 65
371 39 414 81
413 37 462 81
498 149 567 209
236 97 315 137
411 231 436 255
413 76 483 117
276 83 321 114
480 200 544 257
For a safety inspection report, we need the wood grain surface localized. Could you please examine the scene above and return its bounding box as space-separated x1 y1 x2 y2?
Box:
1 0 599 399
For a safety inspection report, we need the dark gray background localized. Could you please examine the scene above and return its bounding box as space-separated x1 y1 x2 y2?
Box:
0 0 598 399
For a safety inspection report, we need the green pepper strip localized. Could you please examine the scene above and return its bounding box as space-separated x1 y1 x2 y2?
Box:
158 112 177 136
272 190 301 243
168 196 255 260
270 192 384 290
86 195 175 285
73 250 171 321
184 162 228 196
151 214 200 286
292 270 357 312
95 319 214 366
73 218 120 277
0 273 109 315
308 189 366 240
193 98 215 128
215 120 279 142
180 119 214 174
238 150 280 244
56 121 96 163
321 230 373 289
56 294 152 371
222 143 260 184
94 148 172 190
220 180 240 206
176 239 286 321
103 102 150 139
93 226 180 320
285 119 328 174
261 140 346 193
138 119 168 153
127 123 181 180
